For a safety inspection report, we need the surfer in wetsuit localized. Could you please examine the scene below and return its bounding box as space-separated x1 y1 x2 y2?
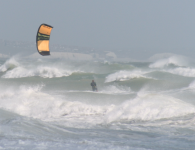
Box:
91 80 98 91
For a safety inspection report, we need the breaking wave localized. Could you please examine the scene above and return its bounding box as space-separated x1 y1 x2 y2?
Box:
167 67 195 78
0 57 19 72
149 55 189 68
0 85 107 124
105 70 154 82
1 84 194 126
0 57 86 78
2 66 80 78
105 94 195 123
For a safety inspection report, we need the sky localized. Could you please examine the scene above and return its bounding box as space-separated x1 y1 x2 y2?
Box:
0 0 195 57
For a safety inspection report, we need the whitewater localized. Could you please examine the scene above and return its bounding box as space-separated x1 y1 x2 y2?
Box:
0 54 195 150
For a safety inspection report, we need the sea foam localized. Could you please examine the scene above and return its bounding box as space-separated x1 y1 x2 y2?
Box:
105 94 195 123
0 85 107 123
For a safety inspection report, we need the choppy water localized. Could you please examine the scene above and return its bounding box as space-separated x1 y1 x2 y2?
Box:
0 54 195 150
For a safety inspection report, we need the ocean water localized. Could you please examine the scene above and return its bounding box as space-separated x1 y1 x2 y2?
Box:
0 54 195 150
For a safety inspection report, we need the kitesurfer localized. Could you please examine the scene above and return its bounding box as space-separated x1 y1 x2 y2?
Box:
91 80 98 91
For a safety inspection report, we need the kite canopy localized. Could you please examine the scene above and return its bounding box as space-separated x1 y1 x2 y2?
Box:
36 24 53 56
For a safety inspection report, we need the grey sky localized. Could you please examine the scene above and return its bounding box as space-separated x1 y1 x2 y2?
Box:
0 0 195 56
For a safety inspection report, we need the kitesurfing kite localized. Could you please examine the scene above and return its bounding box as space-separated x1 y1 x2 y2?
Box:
36 24 53 56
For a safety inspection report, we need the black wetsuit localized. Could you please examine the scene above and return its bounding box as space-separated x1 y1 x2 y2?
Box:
91 81 97 91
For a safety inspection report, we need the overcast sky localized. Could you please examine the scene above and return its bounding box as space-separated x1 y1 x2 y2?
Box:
0 0 195 56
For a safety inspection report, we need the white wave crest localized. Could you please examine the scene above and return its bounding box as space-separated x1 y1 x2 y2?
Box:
0 57 20 72
105 94 195 123
2 65 84 78
105 70 153 82
149 55 188 68
0 85 108 124
0 84 194 127
167 67 195 77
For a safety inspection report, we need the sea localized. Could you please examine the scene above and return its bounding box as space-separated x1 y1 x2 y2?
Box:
0 54 195 150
